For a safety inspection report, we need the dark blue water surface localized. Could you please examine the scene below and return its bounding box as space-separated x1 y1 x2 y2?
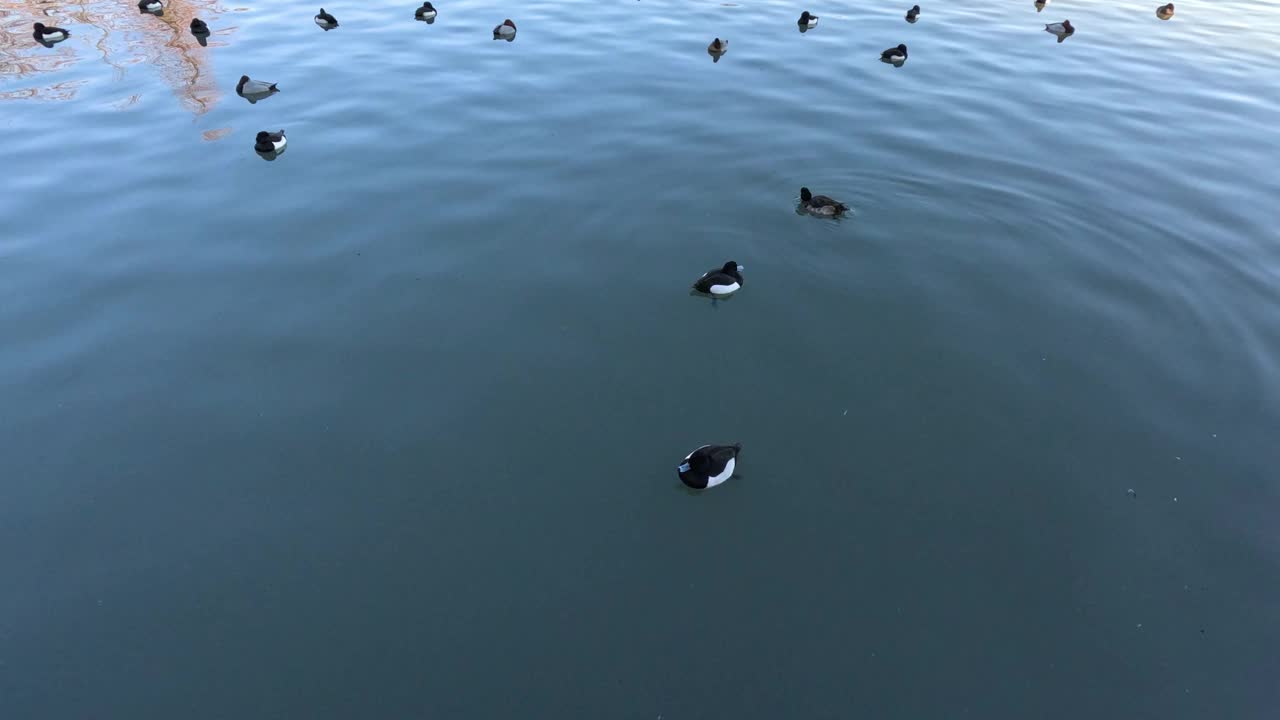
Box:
2 0 1278 717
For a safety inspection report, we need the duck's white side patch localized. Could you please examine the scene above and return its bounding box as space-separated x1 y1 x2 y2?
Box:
709 282 740 296
705 457 735 488
420 10 436 18
272 137 287 151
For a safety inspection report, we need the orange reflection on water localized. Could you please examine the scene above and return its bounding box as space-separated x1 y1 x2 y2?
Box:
0 0 235 114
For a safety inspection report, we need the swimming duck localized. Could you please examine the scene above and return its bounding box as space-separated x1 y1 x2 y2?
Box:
33 23 69 44
800 187 848 216
137 0 163 12
692 261 745 297
190 18 209 35
1044 20 1074 35
494 19 516 38
315 8 338 28
798 11 819 28
707 37 728 54
415 2 437 19
678 444 741 490
906 5 920 21
880 43 908 63
236 75 279 98
1157 3 1174 18
254 130 287 154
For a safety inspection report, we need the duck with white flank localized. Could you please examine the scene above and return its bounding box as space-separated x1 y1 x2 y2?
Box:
798 11 818 28
33 23 69 44
415 2 437 20
254 130 287 154
315 8 339 29
1045 20 1074 36
881 43 908 63
678 444 742 490
236 75 279 104
800 187 848 216
137 0 163 13
906 5 921 22
494 19 516 39
692 261 745 298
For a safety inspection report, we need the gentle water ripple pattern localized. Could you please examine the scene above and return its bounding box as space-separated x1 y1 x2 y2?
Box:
2 0 1279 717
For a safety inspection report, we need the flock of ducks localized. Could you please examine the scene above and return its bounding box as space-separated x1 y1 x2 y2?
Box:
29 0 1179 489
714 8 912 65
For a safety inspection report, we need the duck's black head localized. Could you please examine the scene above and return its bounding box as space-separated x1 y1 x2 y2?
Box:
800 187 813 202
237 75 249 91
256 131 271 142
912 5 920 12
799 11 811 22
423 1 434 7
34 22 47 31
898 43 908 54
722 261 741 275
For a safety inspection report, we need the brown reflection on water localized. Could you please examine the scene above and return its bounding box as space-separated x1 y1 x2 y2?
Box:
0 0 235 114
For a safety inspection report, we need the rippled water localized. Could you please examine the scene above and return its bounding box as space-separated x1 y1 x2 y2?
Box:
2 0 1279 716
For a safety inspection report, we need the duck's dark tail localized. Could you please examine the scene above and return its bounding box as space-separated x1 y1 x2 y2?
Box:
269 83 279 91
732 443 743 455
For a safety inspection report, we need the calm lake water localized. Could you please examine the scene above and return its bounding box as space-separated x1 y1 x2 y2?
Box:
2 0 1278 716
